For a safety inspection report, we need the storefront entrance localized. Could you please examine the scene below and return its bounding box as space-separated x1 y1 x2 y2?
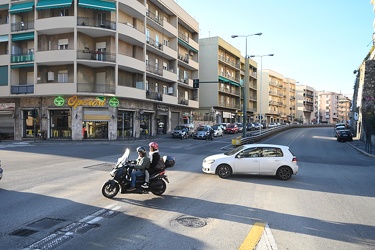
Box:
50 110 71 138
23 110 40 138
82 121 108 139
117 111 133 139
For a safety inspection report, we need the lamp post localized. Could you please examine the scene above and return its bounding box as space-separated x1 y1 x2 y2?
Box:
249 54 274 135
231 33 262 138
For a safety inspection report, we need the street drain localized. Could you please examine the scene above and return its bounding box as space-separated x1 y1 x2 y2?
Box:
176 216 207 228
27 218 65 229
10 228 38 237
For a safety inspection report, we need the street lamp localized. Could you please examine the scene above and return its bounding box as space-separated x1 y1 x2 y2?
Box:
249 54 274 135
231 33 262 138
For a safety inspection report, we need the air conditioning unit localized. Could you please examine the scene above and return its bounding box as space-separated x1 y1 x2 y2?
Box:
167 87 173 95
47 72 54 81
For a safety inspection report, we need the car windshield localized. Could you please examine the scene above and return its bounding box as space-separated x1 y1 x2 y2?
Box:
197 126 208 131
174 126 185 130
224 145 245 155
227 124 235 128
212 125 219 129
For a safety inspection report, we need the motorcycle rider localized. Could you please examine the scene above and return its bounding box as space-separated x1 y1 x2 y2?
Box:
126 146 150 191
141 142 161 188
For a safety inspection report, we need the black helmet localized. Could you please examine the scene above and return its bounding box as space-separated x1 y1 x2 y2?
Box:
136 146 146 154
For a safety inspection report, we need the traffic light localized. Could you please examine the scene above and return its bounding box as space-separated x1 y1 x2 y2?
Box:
30 108 38 118
193 79 199 88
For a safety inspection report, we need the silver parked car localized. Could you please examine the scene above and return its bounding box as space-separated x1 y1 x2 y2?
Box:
202 144 299 180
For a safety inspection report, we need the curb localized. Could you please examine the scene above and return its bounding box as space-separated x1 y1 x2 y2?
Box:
346 142 375 158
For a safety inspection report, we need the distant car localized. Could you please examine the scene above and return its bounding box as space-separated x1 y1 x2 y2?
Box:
253 123 263 130
202 144 299 180
212 125 224 137
194 125 213 139
0 160 2 180
334 125 347 137
236 123 244 132
268 123 277 128
224 124 238 134
337 129 353 142
247 123 255 131
219 123 229 131
172 124 194 138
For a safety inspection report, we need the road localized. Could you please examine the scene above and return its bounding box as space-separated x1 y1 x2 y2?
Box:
0 127 374 249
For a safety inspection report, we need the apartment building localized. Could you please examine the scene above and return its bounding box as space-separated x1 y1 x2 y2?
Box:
285 78 297 122
258 69 288 125
0 0 199 140
337 94 351 123
198 36 258 124
315 91 340 124
295 84 316 124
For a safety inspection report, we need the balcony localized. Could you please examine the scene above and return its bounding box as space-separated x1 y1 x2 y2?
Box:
11 84 34 94
11 53 34 63
11 21 34 32
77 49 116 62
77 83 115 94
77 17 116 30
146 63 162 76
146 91 162 101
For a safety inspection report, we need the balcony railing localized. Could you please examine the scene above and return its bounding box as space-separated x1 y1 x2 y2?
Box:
146 37 163 50
77 17 116 30
178 31 189 43
77 83 115 94
11 54 34 63
11 21 34 32
146 91 162 101
146 10 163 26
77 50 116 62
146 63 162 76
179 99 188 105
11 85 34 94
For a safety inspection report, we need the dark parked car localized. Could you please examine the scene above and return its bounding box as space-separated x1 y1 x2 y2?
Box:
337 130 353 142
334 125 347 137
247 123 255 131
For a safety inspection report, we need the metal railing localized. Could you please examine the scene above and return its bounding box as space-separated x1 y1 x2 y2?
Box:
77 17 116 30
77 50 116 62
77 83 115 94
11 21 34 32
11 85 34 94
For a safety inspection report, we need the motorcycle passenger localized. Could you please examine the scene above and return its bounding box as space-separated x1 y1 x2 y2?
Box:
141 142 161 189
126 146 150 191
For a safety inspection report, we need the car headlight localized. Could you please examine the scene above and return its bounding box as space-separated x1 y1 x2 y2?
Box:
204 159 215 164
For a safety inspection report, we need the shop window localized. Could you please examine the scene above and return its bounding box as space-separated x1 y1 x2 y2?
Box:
117 111 133 138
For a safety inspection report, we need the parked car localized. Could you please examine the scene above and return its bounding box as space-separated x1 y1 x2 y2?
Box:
172 124 194 138
0 160 2 180
194 125 213 139
247 123 255 131
225 123 239 134
236 123 244 132
337 129 353 142
334 125 347 137
202 144 298 180
212 125 224 137
268 123 278 128
253 123 263 130
219 123 230 131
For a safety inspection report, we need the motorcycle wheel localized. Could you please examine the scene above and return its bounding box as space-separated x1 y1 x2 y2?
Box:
102 181 119 198
151 180 167 196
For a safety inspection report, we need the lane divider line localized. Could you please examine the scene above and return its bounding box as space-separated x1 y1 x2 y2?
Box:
238 222 265 250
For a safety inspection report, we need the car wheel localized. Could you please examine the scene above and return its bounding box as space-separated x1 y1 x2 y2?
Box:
216 164 232 179
276 166 292 180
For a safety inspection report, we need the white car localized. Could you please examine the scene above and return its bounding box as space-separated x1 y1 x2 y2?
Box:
202 144 298 180
212 125 223 137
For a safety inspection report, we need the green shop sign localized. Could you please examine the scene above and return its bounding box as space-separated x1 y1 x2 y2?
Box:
54 96 120 108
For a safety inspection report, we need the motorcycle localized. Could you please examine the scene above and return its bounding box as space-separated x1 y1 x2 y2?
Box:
101 148 175 198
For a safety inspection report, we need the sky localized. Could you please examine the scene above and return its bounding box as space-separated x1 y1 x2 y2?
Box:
175 0 374 97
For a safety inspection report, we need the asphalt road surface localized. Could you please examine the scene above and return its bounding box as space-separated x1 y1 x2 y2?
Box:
0 127 374 249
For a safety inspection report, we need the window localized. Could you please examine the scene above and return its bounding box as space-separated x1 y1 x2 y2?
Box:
145 54 149 66
58 39 68 50
163 62 167 70
262 147 283 157
155 83 158 92
155 34 159 46
60 9 69 16
146 29 150 42
163 39 169 47
58 70 68 83
98 13 106 26
146 81 149 91
185 90 188 100
163 85 167 94
239 147 261 158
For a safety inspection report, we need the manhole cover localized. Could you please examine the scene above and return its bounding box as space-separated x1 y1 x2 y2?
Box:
27 218 65 229
176 217 207 228
10 228 38 237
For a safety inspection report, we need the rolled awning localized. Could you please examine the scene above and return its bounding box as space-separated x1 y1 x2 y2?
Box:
11 63 34 68
12 32 34 41
78 0 116 12
9 1 34 14
218 76 241 87
0 35 8 42
36 0 73 10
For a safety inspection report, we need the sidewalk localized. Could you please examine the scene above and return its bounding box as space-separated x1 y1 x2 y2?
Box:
347 139 375 158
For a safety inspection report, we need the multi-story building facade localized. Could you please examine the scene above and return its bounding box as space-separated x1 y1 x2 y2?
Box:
0 0 199 140
198 36 258 124
337 94 351 123
316 91 339 124
296 84 315 124
258 69 288 125
285 78 297 123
